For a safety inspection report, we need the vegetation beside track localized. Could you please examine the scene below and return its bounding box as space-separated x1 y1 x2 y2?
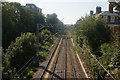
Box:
2 30 57 79
69 15 120 80
2 2 64 79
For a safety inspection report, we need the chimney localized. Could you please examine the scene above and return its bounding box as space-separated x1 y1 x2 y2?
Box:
109 3 113 13
90 10 93 16
96 6 101 14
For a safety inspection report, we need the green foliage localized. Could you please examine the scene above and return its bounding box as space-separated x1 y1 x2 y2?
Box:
46 13 64 34
110 1 120 12
2 2 20 49
72 15 120 79
2 2 64 49
75 16 111 55
46 13 58 25
100 32 120 79
110 1 120 22
39 29 53 46
2 1 63 79
39 29 53 61
2 31 53 79
39 51 49 62
25 69 34 79
2 33 37 79
2 2 45 49
100 43 114 76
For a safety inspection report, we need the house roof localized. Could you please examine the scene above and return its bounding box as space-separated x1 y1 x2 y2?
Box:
26 4 36 7
97 11 119 16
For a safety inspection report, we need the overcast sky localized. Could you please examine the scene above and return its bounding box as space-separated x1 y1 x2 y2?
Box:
8 0 109 24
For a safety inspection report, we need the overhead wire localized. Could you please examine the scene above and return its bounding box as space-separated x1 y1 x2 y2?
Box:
74 40 115 80
12 31 58 78
11 54 36 78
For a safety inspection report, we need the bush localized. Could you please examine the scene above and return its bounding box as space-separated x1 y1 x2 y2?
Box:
76 16 111 56
2 33 37 79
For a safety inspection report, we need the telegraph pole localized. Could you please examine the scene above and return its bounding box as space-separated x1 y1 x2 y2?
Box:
36 24 39 66
36 24 54 66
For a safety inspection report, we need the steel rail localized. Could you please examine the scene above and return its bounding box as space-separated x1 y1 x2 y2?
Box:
39 38 62 80
50 43 62 80
64 37 67 80
68 39 77 80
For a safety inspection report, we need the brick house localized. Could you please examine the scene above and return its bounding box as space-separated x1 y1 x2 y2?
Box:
90 3 120 33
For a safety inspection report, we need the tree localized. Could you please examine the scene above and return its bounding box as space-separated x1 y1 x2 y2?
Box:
2 1 64 79
2 2 46 49
110 1 120 12
46 13 58 25
2 2 20 49
75 16 111 56
100 40 120 79
39 29 53 48
73 15 119 79
2 33 37 79
46 13 64 34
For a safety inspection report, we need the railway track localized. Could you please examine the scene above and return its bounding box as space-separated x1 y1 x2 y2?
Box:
36 36 89 80
39 38 63 79
66 38 77 79
66 37 89 80
53 38 67 79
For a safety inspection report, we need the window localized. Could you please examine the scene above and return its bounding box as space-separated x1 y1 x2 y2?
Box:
111 16 115 23
107 16 111 23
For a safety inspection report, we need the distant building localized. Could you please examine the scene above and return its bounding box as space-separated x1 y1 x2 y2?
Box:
96 6 102 14
25 4 42 13
90 3 120 33
96 4 120 25
90 10 94 16
97 11 119 24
